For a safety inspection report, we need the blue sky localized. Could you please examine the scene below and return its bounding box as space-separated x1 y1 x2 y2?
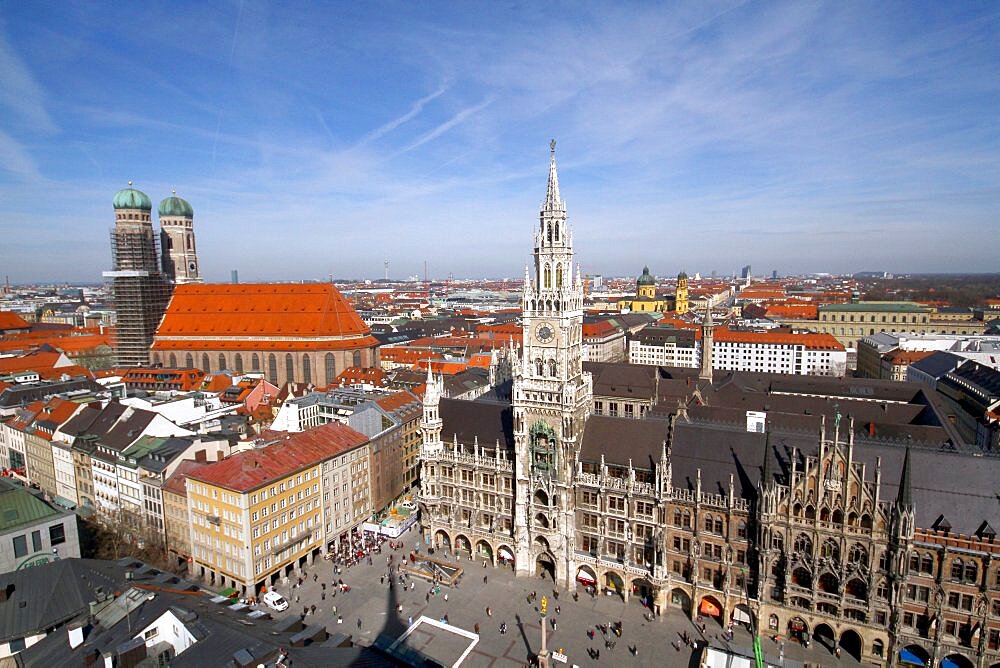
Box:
1 1 998 283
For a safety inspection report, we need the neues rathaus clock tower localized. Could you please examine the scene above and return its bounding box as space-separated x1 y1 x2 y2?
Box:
512 140 593 583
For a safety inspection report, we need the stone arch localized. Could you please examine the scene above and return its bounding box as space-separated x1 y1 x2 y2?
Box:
434 530 450 549
731 603 754 630
805 505 816 520
898 644 929 666
839 629 863 661
820 506 830 522
475 539 493 564
234 353 244 374
787 616 809 641
698 594 724 624
533 535 549 552
535 551 555 580
818 572 839 594
860 513 872 529
940 654 975 668
534 512 549 529
604 571 625 599
168 353 177 367
845 577 867 599
832 509 844 524
669 587 691 613
813 622 836 651
791 566 812 588
454 534 471 555
793 502 802 517
630 577 655 607
497 544 514 568
576 565 597 587
533 489 549 506
847 511 858 526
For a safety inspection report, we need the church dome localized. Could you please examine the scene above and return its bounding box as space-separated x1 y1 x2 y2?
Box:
113 183 152 211
158 193 193 218
677 270 688 280
636 266 656 286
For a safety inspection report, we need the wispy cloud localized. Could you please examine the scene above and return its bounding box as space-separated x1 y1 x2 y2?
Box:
359 83 451 145
398 96 494 154
0 130 43 182
0 26 56 133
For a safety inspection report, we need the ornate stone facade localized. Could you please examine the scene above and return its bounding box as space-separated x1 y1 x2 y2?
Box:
418 144 1000 668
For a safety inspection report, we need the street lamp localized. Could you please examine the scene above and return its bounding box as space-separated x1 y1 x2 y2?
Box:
538 595 550 667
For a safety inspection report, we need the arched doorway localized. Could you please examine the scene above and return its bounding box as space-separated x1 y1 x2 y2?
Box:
813 623 836 652
698 595 723 625
535 552 555 580
454 534 471 557
631 578 654 607
839 629 862 662
898 644 929 666
604 571 625 600
498 545 514 569
475 540 493 564
732 603 753 631
941 654 975 668
787 616 808 644
576 565 597 589
434 530 450 550
670 587 691 613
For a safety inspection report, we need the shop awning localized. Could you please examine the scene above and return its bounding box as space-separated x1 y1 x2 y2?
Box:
899 648 927 666
699 599 721 617
732 607 751 624
576 571 596 584
499 546 514 559
789 619 805 631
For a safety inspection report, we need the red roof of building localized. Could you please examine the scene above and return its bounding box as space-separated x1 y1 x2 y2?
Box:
333 366 388 387
0 311 30 331
152 283 379 350
162 459 211 498
374 391 421 414
885 349 936 365
187 422 369 492
413 360 469 375
121 368 206 391
582 320 620 338
714 328 845 351
467 353 492 369
764 303 819 320
379 348 440 364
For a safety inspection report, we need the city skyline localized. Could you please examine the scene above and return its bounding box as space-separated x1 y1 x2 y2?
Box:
1 2 999 282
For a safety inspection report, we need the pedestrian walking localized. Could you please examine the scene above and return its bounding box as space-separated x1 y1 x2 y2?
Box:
474 622 480 634
357 617 362 629
408 615 413 626
444 593 449 602
310 604 316 615
483 575 488 584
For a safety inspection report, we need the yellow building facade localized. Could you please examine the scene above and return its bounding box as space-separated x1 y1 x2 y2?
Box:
618 267 689 314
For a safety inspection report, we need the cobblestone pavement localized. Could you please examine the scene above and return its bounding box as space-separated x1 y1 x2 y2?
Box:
261 538 861 667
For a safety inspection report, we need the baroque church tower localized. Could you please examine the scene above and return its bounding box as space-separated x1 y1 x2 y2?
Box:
512 140 592 584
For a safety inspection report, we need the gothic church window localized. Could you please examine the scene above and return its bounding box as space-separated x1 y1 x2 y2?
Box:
202 353 210 372
251 353 260 371
544 264 551 288
186 353 194 368
303 355 311 384
556 264 563 288
234 353 244 374
549 360 557 377
285 353 294 382
218 353 226 371
325 353 336 385
268 354 278 383
168 353 177 367
353 351 362 367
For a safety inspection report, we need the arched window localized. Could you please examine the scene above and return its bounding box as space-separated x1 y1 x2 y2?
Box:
325 353 336 385
556 264 563 288
302 354 311 384
872 640 884 658
793 534 812 555
352 350 362 367
820 507 830 522
546 223 552 243
682 511 691 528
536 358 543 376
268 354 278 383
704 514 714 532
549 359 557 377
185 353 194 368
818 572 839 593
251 353 260 371
849 544 868 565
553 223 559 241
964 562 978 583
234 353 244 374
285 353 294 382
950 559 963 580
201 353 210 372
544 264 551 288
218 353 226 371
673 509 682 526
805 505 816 520
821 538 840 562
168 353 177 367
771 533 783 551
860 514 873 529
793 503 802 517
768 614 779 631
832 509 844 524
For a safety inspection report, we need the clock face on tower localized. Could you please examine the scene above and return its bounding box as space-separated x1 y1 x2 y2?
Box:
535 323 554 343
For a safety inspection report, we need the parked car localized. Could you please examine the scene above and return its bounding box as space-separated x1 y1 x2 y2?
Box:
262 591 289 611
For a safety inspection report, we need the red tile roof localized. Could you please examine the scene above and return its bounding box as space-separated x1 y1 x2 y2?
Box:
764 303 819 320
187 422 369 492
163 459 211 497
121 367 206 391
333 366 388 387
374 390 421 413
413 360 469 375
714 328 845 351
0 311 30 331
152 283 379 350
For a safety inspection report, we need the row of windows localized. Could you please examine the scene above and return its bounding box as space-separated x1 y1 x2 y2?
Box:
11 523 66 558
165 351 363 383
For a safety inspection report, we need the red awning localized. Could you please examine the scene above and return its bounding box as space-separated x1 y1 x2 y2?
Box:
699 599 721 617
576 572 596 584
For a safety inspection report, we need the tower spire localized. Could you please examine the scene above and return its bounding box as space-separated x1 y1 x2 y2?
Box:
544 139 563 211
896 446 913 509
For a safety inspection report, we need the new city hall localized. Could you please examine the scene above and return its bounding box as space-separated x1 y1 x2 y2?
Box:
418 144 1000 668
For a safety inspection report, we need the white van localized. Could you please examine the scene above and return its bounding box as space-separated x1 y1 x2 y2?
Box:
262 591 289 611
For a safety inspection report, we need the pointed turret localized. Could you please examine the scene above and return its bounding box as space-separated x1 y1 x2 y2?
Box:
762 430 776 488
699 307 715 381
544 139 564 212
896 446 913 509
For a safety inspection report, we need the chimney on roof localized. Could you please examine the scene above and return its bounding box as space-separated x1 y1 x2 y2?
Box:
194 449 206 462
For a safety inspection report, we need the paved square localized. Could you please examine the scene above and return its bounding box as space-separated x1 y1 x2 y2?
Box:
260 536 862 667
